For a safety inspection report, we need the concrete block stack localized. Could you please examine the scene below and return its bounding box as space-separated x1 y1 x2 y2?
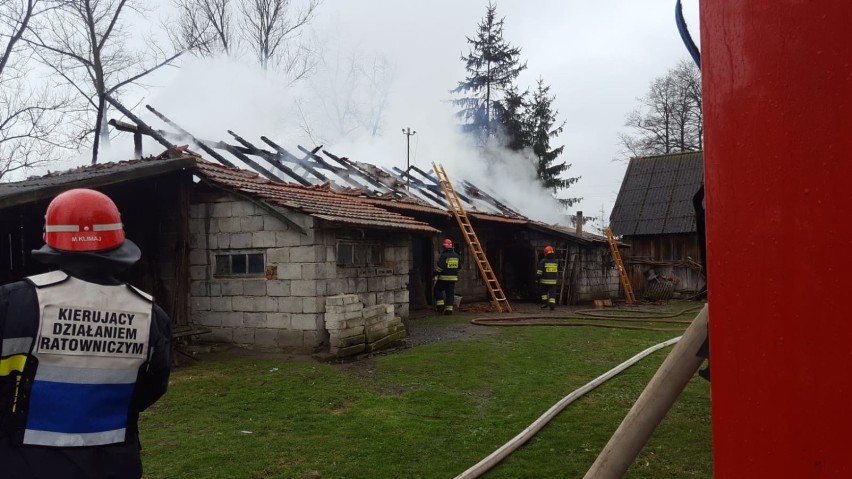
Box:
325 294 406 358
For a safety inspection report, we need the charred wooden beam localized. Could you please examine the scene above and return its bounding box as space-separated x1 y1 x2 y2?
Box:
289 146 366 189
106 120 146 158
320 149 401 197
104 96 175 152
214 141 282 183
260 137 330 182
390 166 450 207
461 180 523 217
410 164 472 204
225 131 311 187
291 144 345 173
144 105 238 169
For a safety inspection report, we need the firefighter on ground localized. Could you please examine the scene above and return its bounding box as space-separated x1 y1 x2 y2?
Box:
537 245 559 310
0 188 172 479
433 238 460 315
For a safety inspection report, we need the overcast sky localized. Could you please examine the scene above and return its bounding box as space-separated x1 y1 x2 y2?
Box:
308 0 701 223
106 0 701 227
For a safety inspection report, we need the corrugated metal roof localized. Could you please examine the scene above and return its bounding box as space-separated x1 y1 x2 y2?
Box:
193 160 440 233
610 151 704 236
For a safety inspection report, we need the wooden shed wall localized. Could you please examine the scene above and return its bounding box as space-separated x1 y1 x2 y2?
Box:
622 233 706 297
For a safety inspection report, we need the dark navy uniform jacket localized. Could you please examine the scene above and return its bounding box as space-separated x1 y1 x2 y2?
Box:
435 250 461 282
537 255 559 285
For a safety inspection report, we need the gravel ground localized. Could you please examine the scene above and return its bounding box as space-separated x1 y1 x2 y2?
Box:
403 316 498 348
402 300 588 348
184 301 586 366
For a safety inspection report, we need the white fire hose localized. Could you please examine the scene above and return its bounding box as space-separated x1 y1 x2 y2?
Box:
454 304 709 479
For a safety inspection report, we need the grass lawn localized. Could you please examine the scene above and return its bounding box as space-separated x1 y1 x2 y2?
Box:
140 301 712 478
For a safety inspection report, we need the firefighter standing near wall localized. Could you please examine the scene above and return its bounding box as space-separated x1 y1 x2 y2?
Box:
537 245 559 310
433 238 460 315
0 188 172 479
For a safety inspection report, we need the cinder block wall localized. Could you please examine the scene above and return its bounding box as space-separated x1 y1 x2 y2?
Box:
332 236 411 318
188 193 412 352
189 196 327 352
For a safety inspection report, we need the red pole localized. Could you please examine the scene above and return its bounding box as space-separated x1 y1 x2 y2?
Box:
701 2 852 476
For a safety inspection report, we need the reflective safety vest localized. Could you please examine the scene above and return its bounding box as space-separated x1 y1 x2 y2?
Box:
537 255 559 285
2 271 153 447
435 250 460 281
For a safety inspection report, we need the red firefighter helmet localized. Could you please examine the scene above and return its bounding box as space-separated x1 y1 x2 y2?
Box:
442 238 453 250
43 189 125 252
544 245 554 255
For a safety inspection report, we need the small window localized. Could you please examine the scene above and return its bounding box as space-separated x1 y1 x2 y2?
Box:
337 244 354 265
215 252 265 276
337 242 382 266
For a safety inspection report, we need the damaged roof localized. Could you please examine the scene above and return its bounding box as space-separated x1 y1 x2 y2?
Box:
609 151 704 236
0 153 438 234
99 101 609 244
193 160 439 233
107 104 527 219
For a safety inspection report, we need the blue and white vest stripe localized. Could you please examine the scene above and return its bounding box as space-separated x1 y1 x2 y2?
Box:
25 271 152 447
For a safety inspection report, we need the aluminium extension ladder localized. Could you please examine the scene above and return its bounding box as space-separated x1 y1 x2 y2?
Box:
432 163 512 313
605 228 636 305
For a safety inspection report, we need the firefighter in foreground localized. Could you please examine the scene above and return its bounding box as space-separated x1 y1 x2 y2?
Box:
0 188 172 479
537 245 559 310
433 238 460 315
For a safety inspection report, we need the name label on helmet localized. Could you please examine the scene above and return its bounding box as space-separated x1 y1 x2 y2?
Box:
71 235 102 243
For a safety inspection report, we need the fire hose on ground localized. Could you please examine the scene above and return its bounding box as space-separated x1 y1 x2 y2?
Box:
455 304 709 479
469 305 702 332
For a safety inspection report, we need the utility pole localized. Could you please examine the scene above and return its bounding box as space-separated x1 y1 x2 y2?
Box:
402 127 416 191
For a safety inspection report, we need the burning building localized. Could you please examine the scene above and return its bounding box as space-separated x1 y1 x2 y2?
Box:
0 106 620 356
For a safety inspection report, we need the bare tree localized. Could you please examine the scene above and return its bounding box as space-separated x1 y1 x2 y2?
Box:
241 0 318 76
169 0 232 57
172 0 320 82
354 54 393 138
294 44 395 144
26 0 184 164
618 60 702 160
1 0 75 181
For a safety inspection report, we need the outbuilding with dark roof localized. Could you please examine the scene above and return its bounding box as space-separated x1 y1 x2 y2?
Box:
609 151 706 297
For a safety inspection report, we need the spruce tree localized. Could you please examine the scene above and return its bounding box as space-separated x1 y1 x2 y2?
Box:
528 77 580 206
452 1 526 144
499 85 529 152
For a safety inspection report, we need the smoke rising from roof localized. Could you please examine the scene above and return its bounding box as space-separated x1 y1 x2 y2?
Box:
111 47 571 225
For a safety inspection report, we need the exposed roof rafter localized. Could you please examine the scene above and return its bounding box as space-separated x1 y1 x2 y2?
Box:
107 103 528 219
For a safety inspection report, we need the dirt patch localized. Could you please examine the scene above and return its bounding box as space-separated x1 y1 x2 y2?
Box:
176 342 318 367
333 356 414 395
